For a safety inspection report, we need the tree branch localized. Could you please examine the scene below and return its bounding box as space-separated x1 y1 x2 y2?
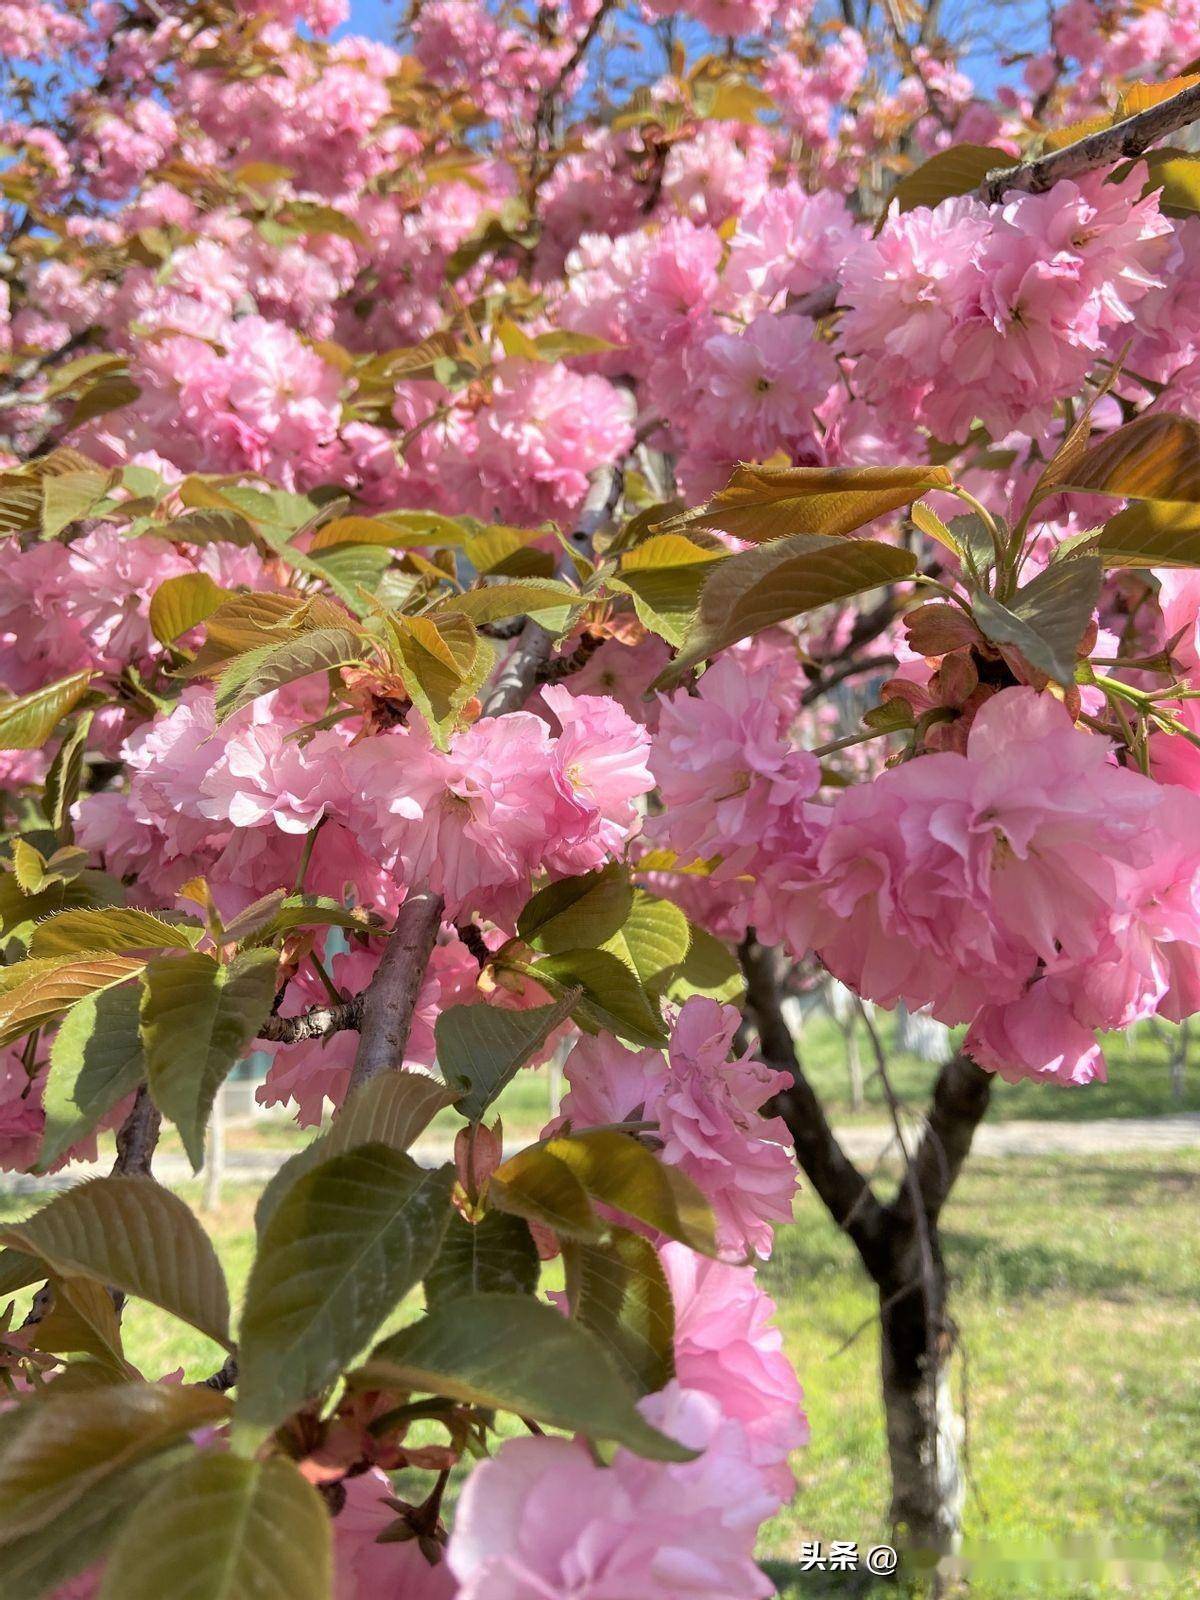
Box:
347 885 445 1094
482 461 623 717
112 1085 160 1177
739 936 889 1272
258 996 363 1043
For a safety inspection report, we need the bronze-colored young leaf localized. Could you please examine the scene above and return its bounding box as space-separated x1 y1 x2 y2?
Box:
0 1177 231 1348
0 671 96 751
388 611 493 742
435 991 579 1121
354 1292 695 1461
237 1145 454 1431
610 534 725 645
31 1275 127 1371
97 1453 332 1600
544 1129 720 1257
148 572 227 645
31 907 199 958
489 1142 604 1242
563 1228 675 1395
0 956 145 1049
436 578 582 626
1099 498 1200 565
38 983 146 1171
424 1209 540 1305
141 949 279 1172
214 626 366 722
42 711 92 840
0 1381 229 1542
655 463 953 544
254 1070 458 1235
653 533 917 687
1055 412 1200 502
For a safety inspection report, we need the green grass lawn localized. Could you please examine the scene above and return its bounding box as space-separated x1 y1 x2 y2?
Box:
4 1148 1197 1598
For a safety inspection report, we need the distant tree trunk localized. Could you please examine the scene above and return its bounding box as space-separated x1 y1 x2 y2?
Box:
740 937 992 1562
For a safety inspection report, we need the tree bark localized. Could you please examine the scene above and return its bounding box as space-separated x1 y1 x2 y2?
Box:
348 885 445 1094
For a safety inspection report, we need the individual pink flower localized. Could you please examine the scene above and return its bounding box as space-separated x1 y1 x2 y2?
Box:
661 1242 808 1506
448 1386 774 1600
540 685 653 873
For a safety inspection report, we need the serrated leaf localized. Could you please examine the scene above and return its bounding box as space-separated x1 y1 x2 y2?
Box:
1145 149 1200 217
42 711 91 840
488 1143 603 1241
603 891 691 998
31 907 200 958
41 470 111 539
388 612 492 742
436 579 582 626
885 144 1009 213
611 534 725 645
563 1229 674 1395
255 1070 457 1235
0 1178 231 1348
0 871 123 958
0 672 96 750
38 983 145 1170
97 1452 332 1600
542 1129 719 1257
463 524 556 579
1099 499 1200 565
214 626 365 722
1056 412 1200 502
354 1292 695 1461
141 950 278 1172
148 573 227 645
232 892 387 947
666 923 744 1004
973 542 1101 686
424 1209 540 1305
237 1146 454 1430
517 864 633 945
0 1382 229 1542
656 463 953 544
31 1275 126 1369
0 956 144 1048
435 993 578 1121
0 1246 44 1297
530 947 668 1045
654 533 917 687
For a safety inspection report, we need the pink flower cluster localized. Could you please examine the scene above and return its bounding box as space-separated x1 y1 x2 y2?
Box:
762 689 1200 1085
839 167 1173 440
552 996 798 1257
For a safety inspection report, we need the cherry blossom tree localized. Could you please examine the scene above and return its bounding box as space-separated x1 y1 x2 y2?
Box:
4 0 1200 1593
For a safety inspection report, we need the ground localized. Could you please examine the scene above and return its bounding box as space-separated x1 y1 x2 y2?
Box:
3 1018 1199 1598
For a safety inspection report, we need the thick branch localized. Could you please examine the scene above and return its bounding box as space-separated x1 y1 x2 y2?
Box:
894 1050 992 1225
347 885 445 1094
740 936 889 1272
482 461 623 717
982 80 1200 202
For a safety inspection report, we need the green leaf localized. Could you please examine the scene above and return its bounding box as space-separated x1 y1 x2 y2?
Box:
884 143 1009 213
0 672 96 750
489 1143 604 1241
97 1452 332 1600
42 712 91 841
424 1209 540 1305
0 1177 231 1348
67 373 139 430
0 1382 229 1541
237 1146 454 1431
435 993 579 1121
529 947 668 1046
388 612 493 743
0 956 144 1049
463 524 556 579
655 463 953 544
31 907 199 958
148 573 227 645
214 627 365 722
0 872 123 959
31 1275 126 1369
0 1246 43 1297
654 533 917 688
611 535 725 646
355 1293 695 1460
1144 148 1200 217
141 950 279 1172
665 923 745 1004
563 1229 674 1395
39 471 112 540
542 1129 719 1256
973 541 1101 686
603 891 691 998
518 864 633 946
229 892 387 948
254 1070 457 1235
0 1453 171 1600
1099 499 1200 565
38 984 145 1171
